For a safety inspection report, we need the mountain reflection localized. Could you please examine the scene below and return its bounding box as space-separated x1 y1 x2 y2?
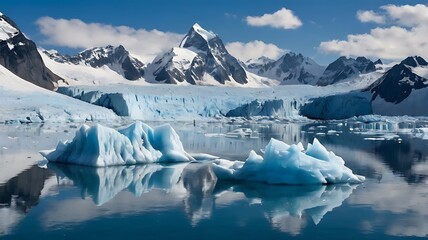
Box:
0 165 53 236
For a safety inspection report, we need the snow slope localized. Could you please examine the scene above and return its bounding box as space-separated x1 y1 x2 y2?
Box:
0 15 18 41
0 64 118 123
40 49 149 86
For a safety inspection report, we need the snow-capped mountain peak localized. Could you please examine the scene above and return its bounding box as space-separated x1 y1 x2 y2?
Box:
368 56 428 104
179 23 218 52
245 52 325 85
191 23 216 41
317 56 376 86
149 23 254 86
43 45 145 81
400 56 428 68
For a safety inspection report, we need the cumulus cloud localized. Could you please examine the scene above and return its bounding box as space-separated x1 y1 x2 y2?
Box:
246 8 302 30
36 17 184 62
320 4 428 60
356 10 385 24
225 40 285 62
381 4 428 27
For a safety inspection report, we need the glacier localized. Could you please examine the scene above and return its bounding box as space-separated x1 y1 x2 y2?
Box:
212 138 365 185
41 121 194 166
57 82 375 121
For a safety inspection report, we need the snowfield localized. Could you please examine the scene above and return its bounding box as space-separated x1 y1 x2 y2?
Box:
0 65 119 123
40 49 149 86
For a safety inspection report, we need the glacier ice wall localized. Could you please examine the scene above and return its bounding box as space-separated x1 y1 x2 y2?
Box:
300 91 372 120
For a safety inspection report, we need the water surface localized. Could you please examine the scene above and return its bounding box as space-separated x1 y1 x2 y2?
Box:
1 120 428 239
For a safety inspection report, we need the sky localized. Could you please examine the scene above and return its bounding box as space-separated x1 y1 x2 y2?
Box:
1 0 427 65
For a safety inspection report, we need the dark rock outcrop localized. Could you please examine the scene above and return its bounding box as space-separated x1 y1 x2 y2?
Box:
0 13 61 90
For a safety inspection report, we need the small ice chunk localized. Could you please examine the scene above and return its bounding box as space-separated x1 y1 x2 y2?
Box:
226 128 252 138
190 153 220 161
212 138 364 185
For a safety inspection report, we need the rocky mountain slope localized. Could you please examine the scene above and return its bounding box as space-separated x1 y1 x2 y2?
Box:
0 12 61 90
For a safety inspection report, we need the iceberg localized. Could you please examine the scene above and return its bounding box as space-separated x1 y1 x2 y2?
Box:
41 121 194 166
212 138 365 185
41 121 364 185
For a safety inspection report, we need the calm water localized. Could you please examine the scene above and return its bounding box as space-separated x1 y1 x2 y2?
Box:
1 120 428 239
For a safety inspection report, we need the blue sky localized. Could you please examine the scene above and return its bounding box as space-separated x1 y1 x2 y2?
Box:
1 0 426 65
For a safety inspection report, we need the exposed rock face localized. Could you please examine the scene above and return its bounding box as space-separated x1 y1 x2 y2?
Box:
0 13 61 90
368 56 428 104
149 23 248 85
317 56 376 86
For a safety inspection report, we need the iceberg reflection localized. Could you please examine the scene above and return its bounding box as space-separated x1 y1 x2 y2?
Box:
47 162 356 232
46 162 217 226
214 182 357 235
49 163 190 206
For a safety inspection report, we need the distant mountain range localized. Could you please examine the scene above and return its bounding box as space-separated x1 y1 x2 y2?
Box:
2 12 428 117
246 52 325 85
40 22 384 88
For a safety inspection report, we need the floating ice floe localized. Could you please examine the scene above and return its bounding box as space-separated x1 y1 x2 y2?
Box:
41 121 194 166
212 138 365 185
225 128 253 138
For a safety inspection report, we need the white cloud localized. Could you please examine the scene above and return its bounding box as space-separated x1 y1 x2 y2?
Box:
356 10 385 24
246 8 302 30
36 17 184 62
320 4 428 60
381 4 428 27
225 40 285 62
